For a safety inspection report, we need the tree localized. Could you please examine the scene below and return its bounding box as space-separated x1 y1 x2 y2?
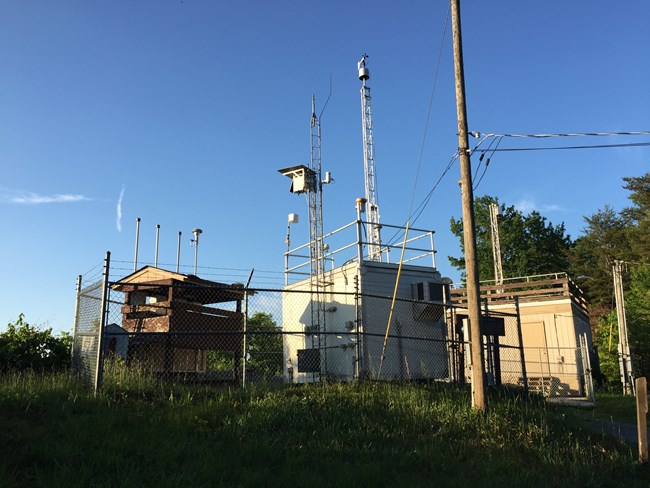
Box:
449 195 573 281
626 264 650 378
246 312 282 377
569 206 631 312
0 314 72 372
570 173 650 384
621 173 650 259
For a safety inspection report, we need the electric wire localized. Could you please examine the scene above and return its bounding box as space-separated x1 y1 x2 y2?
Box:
472 130 650 139
472 135 498 181
378 4 451 374
473 136 503 191
476 141 650 153
385 151 460 247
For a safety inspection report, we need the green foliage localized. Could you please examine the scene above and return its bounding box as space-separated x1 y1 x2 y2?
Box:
246 312 282 377
0 314 71 372
206 350 235 372
591 310 620 389
449 195 572 281
570 173 650 310
205 312 282 377
625 264 650 378
569 206 631 309
621 173 650 258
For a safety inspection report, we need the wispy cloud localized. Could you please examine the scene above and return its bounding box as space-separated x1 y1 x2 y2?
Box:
116 186 125 232
514 199 565 214
8 191 91 205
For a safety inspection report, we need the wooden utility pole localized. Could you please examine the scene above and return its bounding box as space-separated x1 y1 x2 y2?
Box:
451 0 487 412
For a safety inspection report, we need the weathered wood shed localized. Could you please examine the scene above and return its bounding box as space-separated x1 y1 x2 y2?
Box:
111 267 245 375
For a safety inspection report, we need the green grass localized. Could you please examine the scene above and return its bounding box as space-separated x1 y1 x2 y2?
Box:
585 393 640 425
0 372 646 487
561 392 642 427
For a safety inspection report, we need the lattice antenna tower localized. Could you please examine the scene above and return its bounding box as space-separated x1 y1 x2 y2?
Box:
489 203 503 286
358 54 382 261
309 95 326 285
309 95 328 361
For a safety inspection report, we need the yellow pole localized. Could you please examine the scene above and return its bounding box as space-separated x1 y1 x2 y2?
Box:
378 222 410 375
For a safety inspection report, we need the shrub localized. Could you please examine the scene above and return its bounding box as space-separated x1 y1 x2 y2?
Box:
0 314 71 372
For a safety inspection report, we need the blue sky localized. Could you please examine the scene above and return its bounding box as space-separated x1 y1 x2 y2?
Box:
1 1 649 333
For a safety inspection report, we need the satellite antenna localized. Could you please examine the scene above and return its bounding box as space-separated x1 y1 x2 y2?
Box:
191 228 203 275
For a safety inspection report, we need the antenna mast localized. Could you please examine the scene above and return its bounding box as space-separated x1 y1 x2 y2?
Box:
310 95 327 363
489 203 503 287
310 95 326 286
358 54 382 261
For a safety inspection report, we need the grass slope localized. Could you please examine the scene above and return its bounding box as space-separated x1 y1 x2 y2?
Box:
0 373 646 487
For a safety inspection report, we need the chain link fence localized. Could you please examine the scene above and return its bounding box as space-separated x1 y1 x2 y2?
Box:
71 280 103 388
71 259 593 399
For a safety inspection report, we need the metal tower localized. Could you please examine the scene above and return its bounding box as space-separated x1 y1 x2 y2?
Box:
358 54 382 261
489 203 503 287
309 95 327 357
309 95 326 285
278 95 333 377
613 260 634 395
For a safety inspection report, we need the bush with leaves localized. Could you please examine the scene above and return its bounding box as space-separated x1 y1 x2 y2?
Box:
0 314 71 372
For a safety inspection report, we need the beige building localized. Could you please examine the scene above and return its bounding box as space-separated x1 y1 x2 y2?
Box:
452 273 594 397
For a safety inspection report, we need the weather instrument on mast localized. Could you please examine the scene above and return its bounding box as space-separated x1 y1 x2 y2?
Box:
279 95 334 369
358 54 382 261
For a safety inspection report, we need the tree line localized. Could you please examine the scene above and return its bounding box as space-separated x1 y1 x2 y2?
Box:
449 172 650 385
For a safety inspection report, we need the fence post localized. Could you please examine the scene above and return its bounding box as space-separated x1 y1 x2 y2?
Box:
514 297 528 394
354 274 362 380
242 291 249 388
636 377 648 464
71 274 83 365
94 251 111 396
581 334 595 402
242 269 254 388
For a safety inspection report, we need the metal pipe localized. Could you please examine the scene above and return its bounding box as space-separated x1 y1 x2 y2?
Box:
176 231 182 273
430 232 436 268
356 198 366 264
242 268 255 388
154 224 160 268
133 217 141 271
192 228 203 275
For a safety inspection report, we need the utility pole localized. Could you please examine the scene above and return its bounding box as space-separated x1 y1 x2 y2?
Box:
451 0 487 412
613 260 634 395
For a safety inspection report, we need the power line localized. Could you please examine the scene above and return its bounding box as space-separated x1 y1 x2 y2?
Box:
473 136 503 191
407 3 451 219
476 141 650 153
471 130 650 139
385 151 459 246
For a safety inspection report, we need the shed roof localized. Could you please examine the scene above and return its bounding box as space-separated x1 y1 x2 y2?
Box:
111 266 245 304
